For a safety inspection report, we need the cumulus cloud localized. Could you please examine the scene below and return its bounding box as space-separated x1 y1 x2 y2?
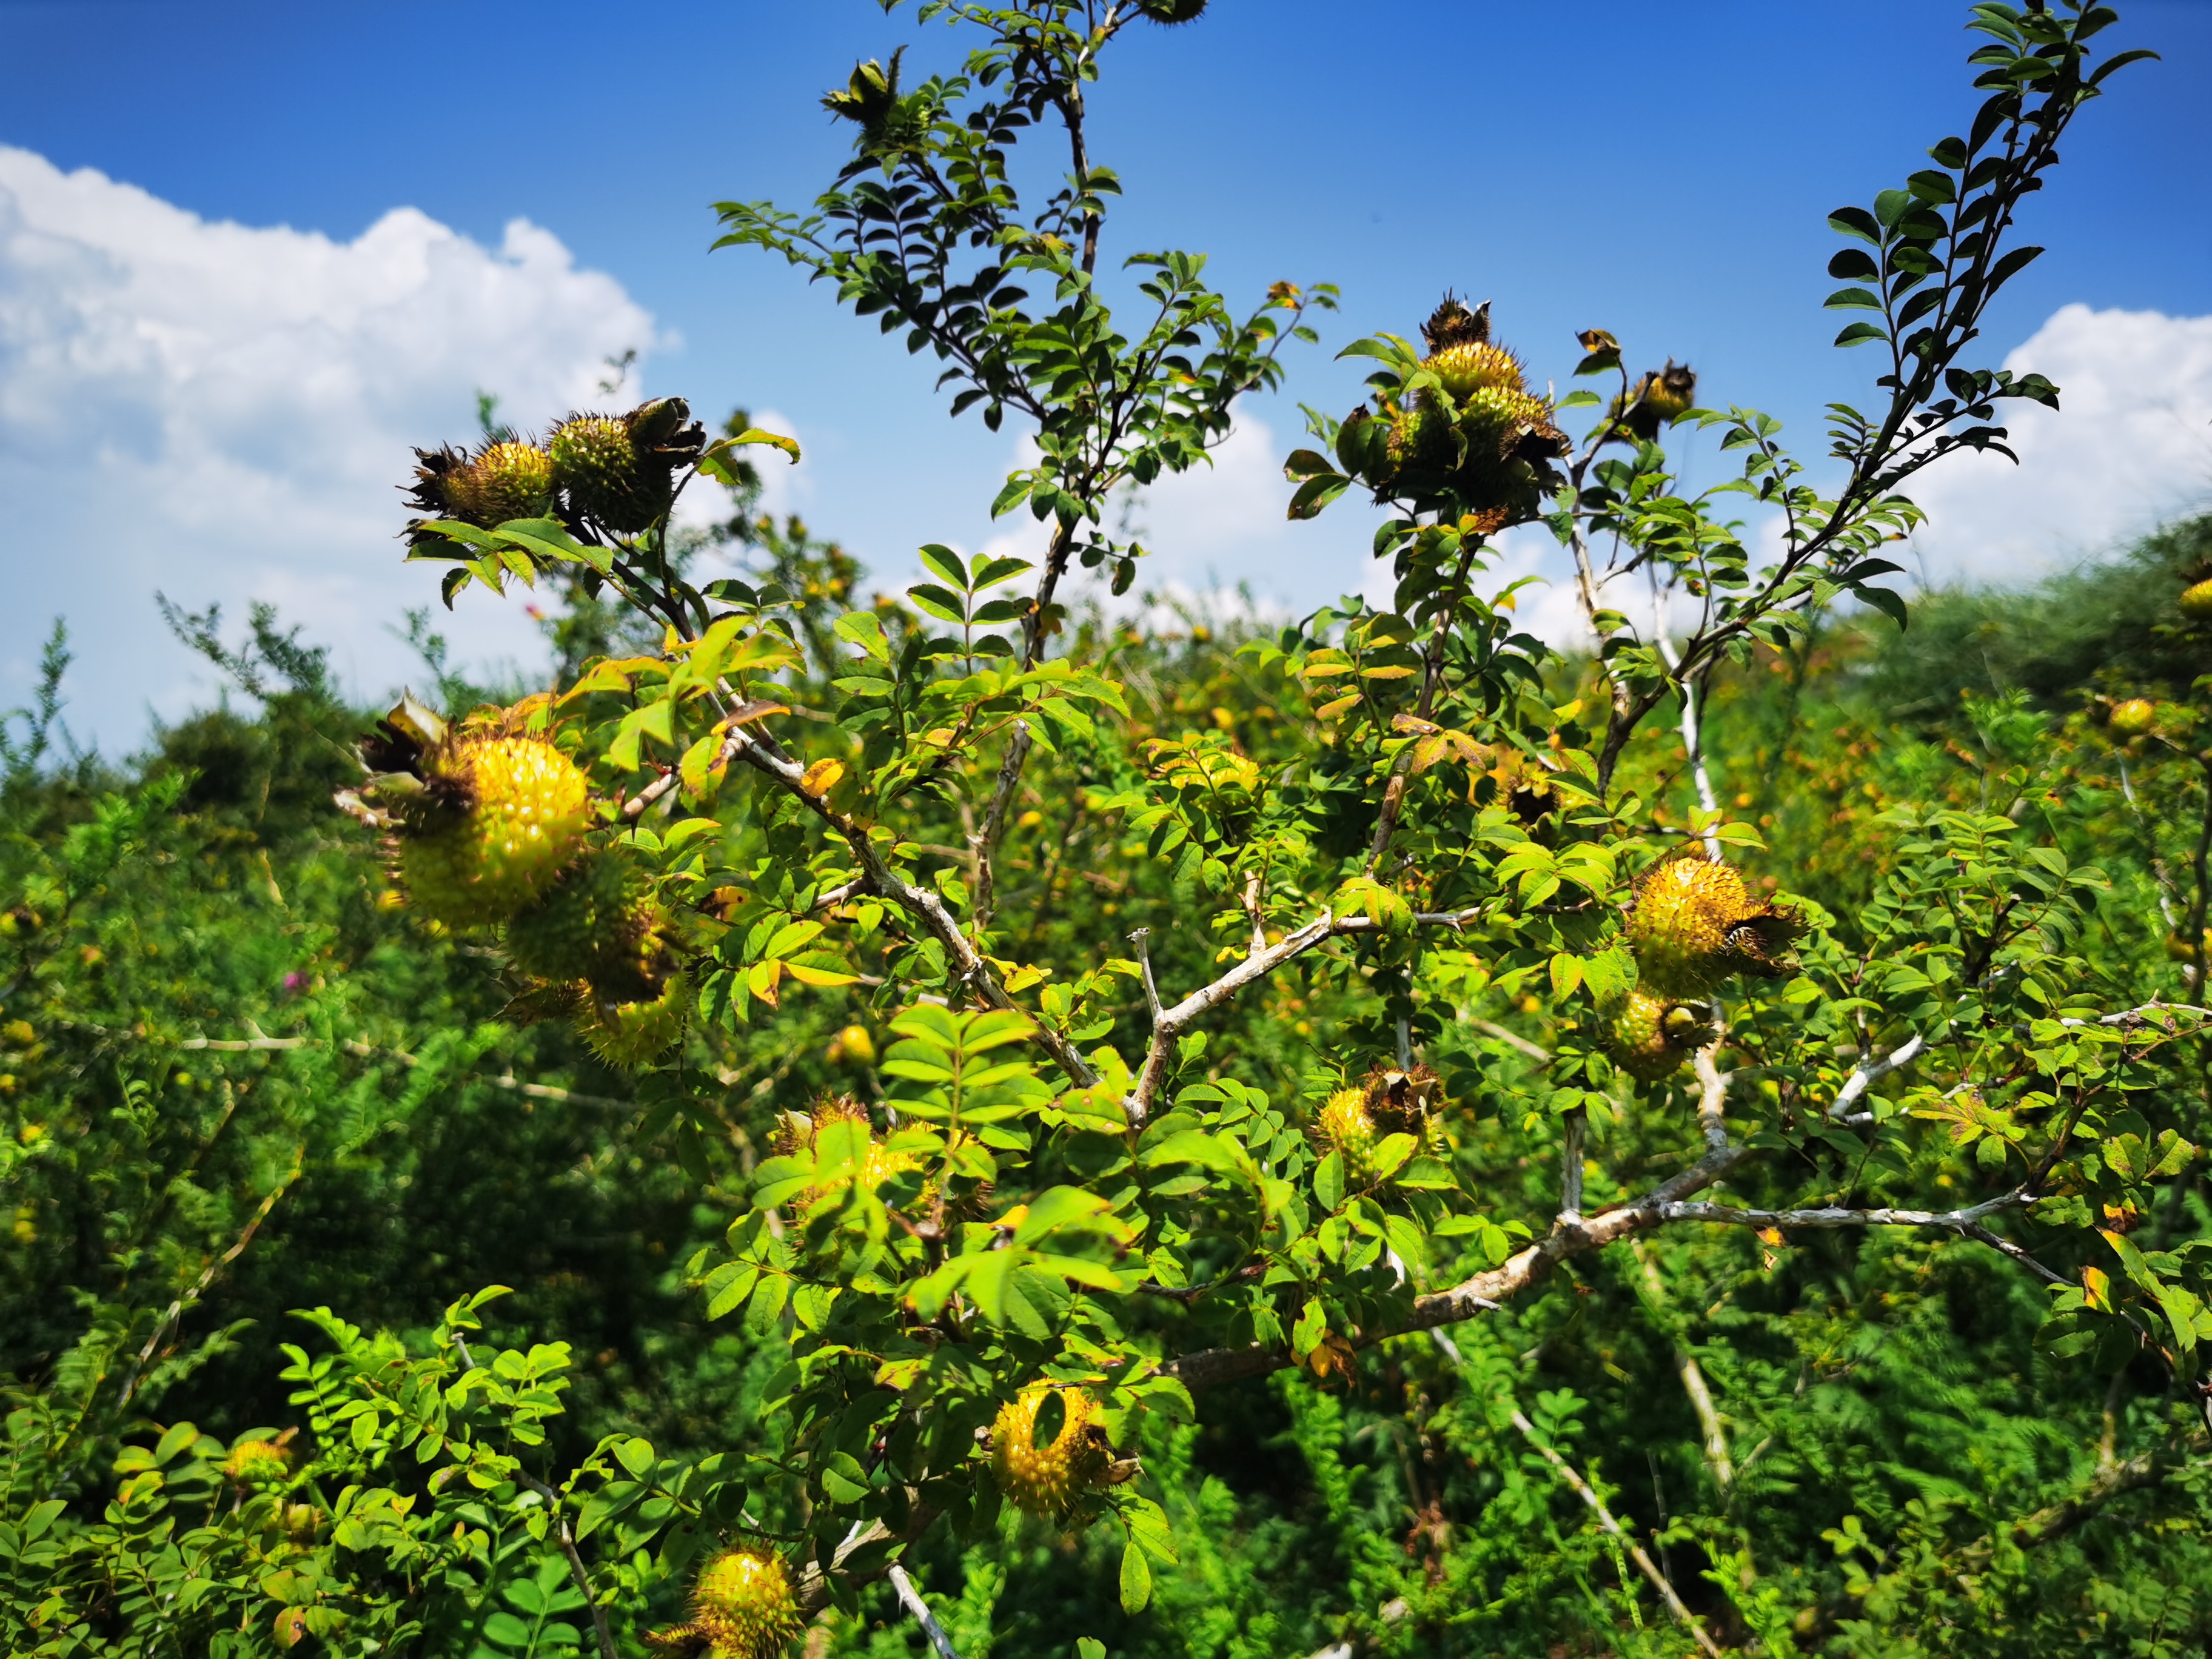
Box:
1903 304 2212 583
0 145 657 748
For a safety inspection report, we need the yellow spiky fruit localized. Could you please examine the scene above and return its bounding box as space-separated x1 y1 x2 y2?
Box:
780 1096 916 1198
579 970 689 1068
223 1439 290 1488
2110 699 2157 738
400 739 591 927
991 1386 1112 1519
440 441 555 526
1426 341 1526 400
1603 990 1717 1082
1315 1087 1380 1179
2179 579 2212 621
1627 855 1805 999
688 1544 804 1659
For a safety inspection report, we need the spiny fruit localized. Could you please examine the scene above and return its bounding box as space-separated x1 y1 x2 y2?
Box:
2110 698 2157 738
503 849 664 994
1627 854 1805 998
399 737 592 927
1137 0 1207 18
1603 990 1717 1082
1426 340 1525 400
548 397 705 534
441 441 555 526
224 1439 290 1487
680 1544 804 1659
580 970 689 1068
991 1386 1113 1520
1315 1087 1380 1178
2180 578 2212 620
775 1095 916 1198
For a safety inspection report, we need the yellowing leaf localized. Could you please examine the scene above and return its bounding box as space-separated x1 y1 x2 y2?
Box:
799 759 846 797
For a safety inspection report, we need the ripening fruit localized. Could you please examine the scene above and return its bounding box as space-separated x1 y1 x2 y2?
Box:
2180 579 2212 620
1627 855 1805 998
2110 698 2157 738
224 1439 291 1488
440 441 555 527
548 398 703 533
1603 990 1717 1082
1315 1085 1379 1176
503 850 657 988
991 1386 1113 1519
548 415 649 528
826 1023 876 1067
579 971 689 1068
1426 340 1526 400
401 739 591 927
281 1503 322 1543
688 1544 804 1659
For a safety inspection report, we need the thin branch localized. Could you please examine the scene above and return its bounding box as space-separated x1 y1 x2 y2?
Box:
1828 1031 1926 1122
118 1145 304 1411
1653 593 1721 862
1628 1238 1733 1493
1163 1141 1757 1391
1560 1107 1587 1224
1657 1186 2030 1233
1508 1408 1724 1658
888 1564 962 1659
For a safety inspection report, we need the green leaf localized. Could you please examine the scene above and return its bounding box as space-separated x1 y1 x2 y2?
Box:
1833 322 1888 349
918 544 970 590
1313 1150 1344 1212
1119 1538 1152 1614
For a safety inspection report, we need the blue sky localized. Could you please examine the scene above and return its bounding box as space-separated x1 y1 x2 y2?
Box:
1 0 2207 744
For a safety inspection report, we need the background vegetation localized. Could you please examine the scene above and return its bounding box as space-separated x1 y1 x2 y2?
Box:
4 4 2206 1657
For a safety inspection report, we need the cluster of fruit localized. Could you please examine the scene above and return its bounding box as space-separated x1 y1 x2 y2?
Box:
1310 1062 1446 1184
1602 856 1806 1082
337 698 686 1067
405 397 706 541
1332 297 1571 530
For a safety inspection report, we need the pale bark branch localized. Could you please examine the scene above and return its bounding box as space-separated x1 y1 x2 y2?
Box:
1509 1408 1723 1658
1828 1031 1926 1122
1628 1237 1734 1493
888 1564 962 1659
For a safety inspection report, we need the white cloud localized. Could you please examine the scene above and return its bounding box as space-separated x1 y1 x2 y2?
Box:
1903 304 2212 583
0 145 657 748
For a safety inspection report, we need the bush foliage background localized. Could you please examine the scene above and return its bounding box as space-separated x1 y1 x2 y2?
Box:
5 4 2208 1657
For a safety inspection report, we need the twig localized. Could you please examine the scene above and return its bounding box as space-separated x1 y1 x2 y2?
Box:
1163 1139 1757 1390
1657 1186 2030 1233
1628 1238 1734 1493
1560 1107 1586 1223
1469 1017 1553 1063
1128 927 1163 1022
1828 1031 1925 1122
1695 1036 1731 1151
1653 593 1721 862
1509 1408 1724 1658
888 1564 962 1659
118 1144 304 1410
